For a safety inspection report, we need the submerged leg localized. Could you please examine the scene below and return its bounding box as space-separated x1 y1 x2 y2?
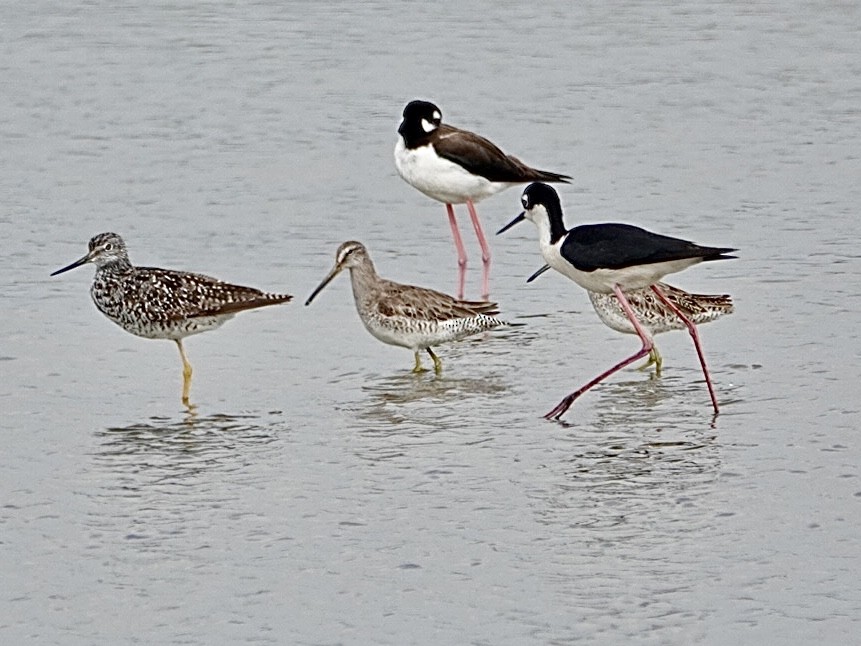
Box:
651 285 719 414
636 345 663 376
426 347 443 374
174 339 193 407
412 351 427 373
545 285 654 421
465 199 492 300
446 203 467 300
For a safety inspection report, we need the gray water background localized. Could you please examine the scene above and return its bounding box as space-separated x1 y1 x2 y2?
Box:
1 1 860 644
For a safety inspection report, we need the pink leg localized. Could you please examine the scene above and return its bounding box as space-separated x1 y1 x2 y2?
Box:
446 203 467 300
466 200 492 300
650 285 720 414
545 285 654 421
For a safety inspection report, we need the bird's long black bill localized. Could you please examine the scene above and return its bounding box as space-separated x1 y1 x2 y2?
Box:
496 212 526 235
304 266 342 306
526 265 552 283
50 254 91 276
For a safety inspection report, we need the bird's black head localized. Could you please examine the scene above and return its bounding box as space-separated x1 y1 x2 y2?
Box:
397 99 442 145
520 182 562 214
519 183 568 244
497 183 567 242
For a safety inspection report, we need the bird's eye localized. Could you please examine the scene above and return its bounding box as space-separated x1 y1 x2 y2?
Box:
521 197 529 208
104 243 113 251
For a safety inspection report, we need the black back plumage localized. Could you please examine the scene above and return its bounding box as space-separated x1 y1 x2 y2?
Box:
522 182 737 272
434 126 571 184
561 224 737 272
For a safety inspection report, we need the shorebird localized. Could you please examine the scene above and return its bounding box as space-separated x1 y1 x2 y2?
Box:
526 266 734 375
51 232 292 407
498 183 736 420
394 99 570 300
305 240 506 374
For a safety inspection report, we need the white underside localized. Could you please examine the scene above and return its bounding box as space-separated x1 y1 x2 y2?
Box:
362 315 497 351
394 137 512 204
364 318 441 350
96 303 235 341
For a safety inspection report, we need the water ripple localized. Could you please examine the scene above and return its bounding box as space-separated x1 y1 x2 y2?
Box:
92 411 285 488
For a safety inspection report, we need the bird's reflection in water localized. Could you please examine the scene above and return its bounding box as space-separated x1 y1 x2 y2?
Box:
530 372 722 533
549 366 722 429
358 371 509 425
345 368 511 463
351 335 513 418
94 411 284 488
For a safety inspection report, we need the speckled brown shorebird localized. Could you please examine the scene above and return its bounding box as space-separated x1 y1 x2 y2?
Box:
305 241 506 374
586 282 733 374
527 266 734 375
51 232 292 407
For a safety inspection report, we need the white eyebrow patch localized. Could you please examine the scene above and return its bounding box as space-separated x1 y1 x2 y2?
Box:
421 118 437 133
337 246 353 263
432 110 441 121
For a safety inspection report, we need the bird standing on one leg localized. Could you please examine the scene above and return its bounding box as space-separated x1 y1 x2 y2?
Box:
51 232 292 407
498 183 736 420
394 99 570 301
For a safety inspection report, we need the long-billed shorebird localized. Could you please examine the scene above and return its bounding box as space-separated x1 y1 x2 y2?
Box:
526 266 734 375
498 183 736 420
394 99 570 300
51 232 292 407
305 241 506 374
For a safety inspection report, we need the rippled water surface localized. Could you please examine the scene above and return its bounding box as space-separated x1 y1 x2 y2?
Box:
2 1 860 644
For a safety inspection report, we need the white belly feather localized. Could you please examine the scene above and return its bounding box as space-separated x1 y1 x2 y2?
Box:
394 138 512 204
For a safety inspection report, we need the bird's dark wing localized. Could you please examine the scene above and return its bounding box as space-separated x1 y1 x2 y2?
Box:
433 125 571 184
562 224 736 272
375 280 500 321
130 267 291 321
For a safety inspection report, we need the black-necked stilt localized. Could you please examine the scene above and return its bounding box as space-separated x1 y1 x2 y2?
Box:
498 182 736 420
51 233 293 408
394 99 570 301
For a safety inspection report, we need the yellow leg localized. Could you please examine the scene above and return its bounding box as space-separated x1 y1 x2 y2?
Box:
653 346 663 377
175 339 193 406
427 347 443 374
412 351 427 373
636 345 663 376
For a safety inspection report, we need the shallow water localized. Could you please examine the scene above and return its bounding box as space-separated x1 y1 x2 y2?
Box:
2 1 860 644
